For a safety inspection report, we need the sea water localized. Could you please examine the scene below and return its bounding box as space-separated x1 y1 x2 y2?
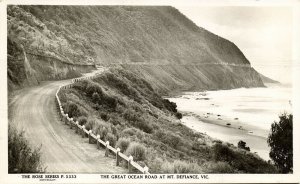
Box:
168 83 292 160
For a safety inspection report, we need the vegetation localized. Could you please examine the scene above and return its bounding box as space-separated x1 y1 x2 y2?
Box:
8 125 45 173
237 140 250 151
8 5 264 91
125 142 147 161
58 68 276 173
268 113 293 173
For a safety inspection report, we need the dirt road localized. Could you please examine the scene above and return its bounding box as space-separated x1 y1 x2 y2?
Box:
9 70 126 173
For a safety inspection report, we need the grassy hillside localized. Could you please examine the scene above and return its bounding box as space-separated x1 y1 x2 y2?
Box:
7 5 264 90
58 68 276 173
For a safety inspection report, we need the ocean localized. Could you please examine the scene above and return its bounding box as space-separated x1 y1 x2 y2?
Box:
168 83 292 160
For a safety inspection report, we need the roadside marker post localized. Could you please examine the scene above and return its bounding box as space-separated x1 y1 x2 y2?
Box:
116 147 121 166
105 141 109 157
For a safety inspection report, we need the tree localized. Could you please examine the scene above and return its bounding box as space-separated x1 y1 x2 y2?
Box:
8 125 45 173
237 140 250 151
267 113 293 173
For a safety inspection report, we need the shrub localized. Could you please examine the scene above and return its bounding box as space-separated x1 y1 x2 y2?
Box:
212 143 235 162
92 119 110 139
237 140 250 151
109 116 122 126
102 94 118 110
148 157 164 173
203 161 234 173
125 142 146 161
161 160 202 173
77 116 87 126
106 133 117 147
121 127 144 139
100 112 109 121
155 130 183 149
85 118 97 131
63 101 87 118
99 126 108 140
8 126 45 173
86 82 103 97
163 99 177 113
121 128 137 137
134 120 153 134
175 112 183 119
116 138 130 153
73 80 89 91
92 92 100 102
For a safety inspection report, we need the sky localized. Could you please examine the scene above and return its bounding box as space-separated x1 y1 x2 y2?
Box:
176 6 293 84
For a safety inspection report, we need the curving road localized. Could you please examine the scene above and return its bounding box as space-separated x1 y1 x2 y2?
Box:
8 69 126 173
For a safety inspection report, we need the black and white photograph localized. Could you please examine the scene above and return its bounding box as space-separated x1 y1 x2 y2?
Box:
1 0 299 183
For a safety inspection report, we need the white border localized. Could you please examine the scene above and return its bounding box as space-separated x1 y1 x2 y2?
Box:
1 0 299 183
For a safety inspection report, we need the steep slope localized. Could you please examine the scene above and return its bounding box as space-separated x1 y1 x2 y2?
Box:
57 68 276 173
259 73 280 84
7 5 264 91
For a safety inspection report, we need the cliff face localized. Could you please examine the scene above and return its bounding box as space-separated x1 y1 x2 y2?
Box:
7 5 264 91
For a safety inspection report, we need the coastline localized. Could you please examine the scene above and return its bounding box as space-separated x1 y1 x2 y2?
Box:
180 112 270 160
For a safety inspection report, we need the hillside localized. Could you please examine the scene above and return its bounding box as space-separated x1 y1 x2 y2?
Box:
259 73 280 84
58 68 276 173
7 5 264 91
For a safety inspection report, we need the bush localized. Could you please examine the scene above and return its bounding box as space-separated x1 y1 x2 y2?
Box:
86 82 103 97
175 112 183 119
73 80 89 91
92 92 100 102
155 130 183 149
63 101 87 118
106 133 117 147
134 120 153 134
148 157 164 173
237 140 250 151
92 119 110 139
125 142 146 161
116 138 130 153
8 126 45 173
100 112 109 121
77 116 87 126
102 94 118 110
268 113 293 173
121 127 144 139
204 161 234 173
161 160 202 173
212 143 235 162
163 99 177 113
85 118 97 131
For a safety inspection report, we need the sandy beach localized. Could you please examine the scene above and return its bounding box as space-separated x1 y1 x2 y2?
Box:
181 112 270 160
168 84 292 161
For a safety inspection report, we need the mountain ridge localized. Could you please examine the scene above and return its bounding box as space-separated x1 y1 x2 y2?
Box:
8 5 264 92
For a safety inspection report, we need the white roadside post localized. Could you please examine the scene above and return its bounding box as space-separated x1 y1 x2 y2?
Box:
81 125 85 138
116 148 121 166
75 121 79 134
143 166 149 174
128 155 133 173
105 141 109 157
88 130 93 144
70 118 73 129
96 135 100 149
65 114 69 125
